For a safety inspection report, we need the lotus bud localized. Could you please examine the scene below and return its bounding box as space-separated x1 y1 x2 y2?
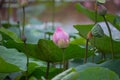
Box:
18 0 28 7
52 27 69 48
87 31 93 39
91 24 104 38
98 4 107 16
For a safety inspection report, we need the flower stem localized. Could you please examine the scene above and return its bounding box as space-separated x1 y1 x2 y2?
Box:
26 56 29 80
92 37 95 63
94 0 98 24
24 43 29 80
22 6 29 80
17 21 21 38
84 38 89 63
22 6 25 35
103 15 114 59
7 0 10 25
46 62 50 80
64 60 69 70
62 48 65 71
93 0 97 63
0 15 1 27
52 0 55 30
102 52 106 60
92 54 94 63
59 62 62 68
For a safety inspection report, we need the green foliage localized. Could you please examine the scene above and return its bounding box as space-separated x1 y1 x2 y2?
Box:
0 46 26 72
74 25 120 54
36 39 92 62
75 67 119 80
75 63 98 71
2 23 19 28
52 63 120 80
29 76 37 80
70 37 86 46
3 39 91 62
113 16 120 27
3 40 41 60
0 27 22 43
0 2 120 80
75 3 120 31
74 24 93 39
0 73 8 80
100 59 120 77
32 67 63 79
52 68 76 80
0 28 92 62
28 58 46 75
72 3 120 80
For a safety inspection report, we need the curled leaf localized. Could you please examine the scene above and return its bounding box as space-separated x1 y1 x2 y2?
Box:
97 0 106 4
91 24 104 38
52 68 76 80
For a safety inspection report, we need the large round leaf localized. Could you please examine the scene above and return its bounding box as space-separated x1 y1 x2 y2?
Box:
75 67 120 80
0 46 27 72
52 63 97 80
100 59 120 77
37 39 93 62
52 63 119 80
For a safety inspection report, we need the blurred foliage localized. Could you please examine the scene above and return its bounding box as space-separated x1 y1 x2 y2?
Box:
0 1 120 80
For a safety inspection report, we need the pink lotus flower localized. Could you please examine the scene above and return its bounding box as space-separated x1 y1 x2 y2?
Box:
18 0 28 7
52 27 69 48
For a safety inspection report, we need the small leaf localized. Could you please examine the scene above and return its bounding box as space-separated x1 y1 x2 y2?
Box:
97 0 106 4
70 38 86 45
74 24 94 39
